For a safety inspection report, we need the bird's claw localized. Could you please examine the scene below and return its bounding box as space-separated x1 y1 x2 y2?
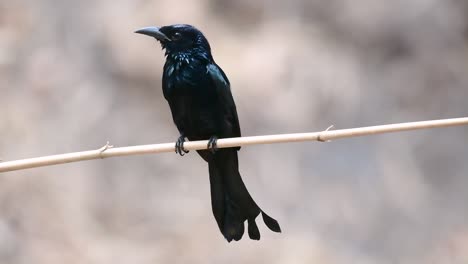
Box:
207 136 218 154
175 136 189 156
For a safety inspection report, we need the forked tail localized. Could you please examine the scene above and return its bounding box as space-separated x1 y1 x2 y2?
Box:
206 149 281 242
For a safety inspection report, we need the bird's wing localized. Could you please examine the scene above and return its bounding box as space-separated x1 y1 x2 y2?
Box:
207 63 242 139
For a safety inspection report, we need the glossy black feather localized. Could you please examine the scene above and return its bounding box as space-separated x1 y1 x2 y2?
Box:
139 24 280 241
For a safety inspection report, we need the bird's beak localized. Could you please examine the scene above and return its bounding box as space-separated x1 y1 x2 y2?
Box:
134 26 171 42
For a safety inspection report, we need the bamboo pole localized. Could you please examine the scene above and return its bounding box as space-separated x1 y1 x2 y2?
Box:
1 117 467 173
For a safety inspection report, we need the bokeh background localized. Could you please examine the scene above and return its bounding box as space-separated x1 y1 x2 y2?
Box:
1 0 468 263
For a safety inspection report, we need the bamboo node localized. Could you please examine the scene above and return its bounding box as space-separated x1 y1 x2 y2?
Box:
318 125 334 142
98 141 114 158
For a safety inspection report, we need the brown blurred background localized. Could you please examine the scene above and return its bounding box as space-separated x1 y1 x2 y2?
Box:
1 0 468 263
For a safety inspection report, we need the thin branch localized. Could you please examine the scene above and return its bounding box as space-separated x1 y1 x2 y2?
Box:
1 117 467 173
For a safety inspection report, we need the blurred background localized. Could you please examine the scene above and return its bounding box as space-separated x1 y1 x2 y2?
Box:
1 0 468 263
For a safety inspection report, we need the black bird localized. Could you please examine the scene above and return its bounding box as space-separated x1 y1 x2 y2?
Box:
135 24 281 242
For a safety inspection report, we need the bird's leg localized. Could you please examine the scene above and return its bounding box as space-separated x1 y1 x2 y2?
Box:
175 135 189 156
207 136 218 154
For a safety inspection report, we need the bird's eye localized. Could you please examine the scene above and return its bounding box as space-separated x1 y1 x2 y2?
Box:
172 32 182 41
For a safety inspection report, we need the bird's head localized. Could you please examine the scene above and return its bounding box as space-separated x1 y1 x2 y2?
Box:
135 24 212 59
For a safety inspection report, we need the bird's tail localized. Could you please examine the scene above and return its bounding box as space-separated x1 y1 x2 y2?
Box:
206 149 281 242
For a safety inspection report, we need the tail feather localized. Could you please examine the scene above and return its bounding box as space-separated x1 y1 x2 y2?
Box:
204 148 281 242
224 220 244 242
248 219 260 240
261 211 282 233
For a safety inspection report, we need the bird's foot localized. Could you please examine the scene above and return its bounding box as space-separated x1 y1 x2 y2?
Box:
175 136 189 156
207 136 218 154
